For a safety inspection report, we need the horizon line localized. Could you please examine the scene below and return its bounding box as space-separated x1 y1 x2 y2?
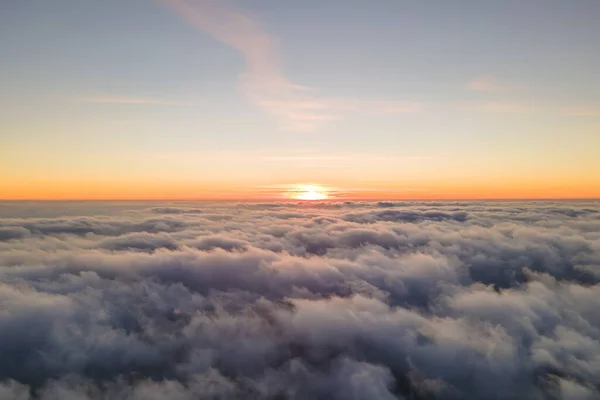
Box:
1 197 599 202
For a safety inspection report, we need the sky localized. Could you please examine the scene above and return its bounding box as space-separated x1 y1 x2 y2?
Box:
1 0 599 200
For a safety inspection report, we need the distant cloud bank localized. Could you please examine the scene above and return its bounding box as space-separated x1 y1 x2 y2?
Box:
1 200 599 399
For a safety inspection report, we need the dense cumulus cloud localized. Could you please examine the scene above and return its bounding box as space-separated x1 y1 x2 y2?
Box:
1 200 599 400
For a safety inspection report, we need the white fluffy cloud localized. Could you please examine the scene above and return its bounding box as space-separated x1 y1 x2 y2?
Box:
0 200 599 399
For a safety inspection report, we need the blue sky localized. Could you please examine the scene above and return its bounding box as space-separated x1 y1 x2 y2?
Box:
1 0 599 198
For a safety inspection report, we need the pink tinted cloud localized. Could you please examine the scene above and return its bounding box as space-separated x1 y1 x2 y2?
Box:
467 76 525 93
564 107 600 117
76 96 200 106
158 0 420 132
476 102 535 114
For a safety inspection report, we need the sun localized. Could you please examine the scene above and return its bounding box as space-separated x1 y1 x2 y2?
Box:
290 184 329 201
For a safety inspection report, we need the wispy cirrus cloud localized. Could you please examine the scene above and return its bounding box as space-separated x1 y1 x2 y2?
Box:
473 102 600 117
476 101 535 114
75 96 202 106
157 0 420 132
563 107 600 117
140 149 441 169
467 75 525 93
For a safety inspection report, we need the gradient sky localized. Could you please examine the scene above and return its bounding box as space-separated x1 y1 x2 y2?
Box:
1 0 599 199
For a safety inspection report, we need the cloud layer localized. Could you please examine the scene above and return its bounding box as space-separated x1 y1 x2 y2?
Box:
1 200 599 399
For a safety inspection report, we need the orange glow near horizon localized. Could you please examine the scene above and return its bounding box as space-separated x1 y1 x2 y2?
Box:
287 185 330 201
1 178 599 200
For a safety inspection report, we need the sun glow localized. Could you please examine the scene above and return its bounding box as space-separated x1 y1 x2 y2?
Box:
290 184 329 200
